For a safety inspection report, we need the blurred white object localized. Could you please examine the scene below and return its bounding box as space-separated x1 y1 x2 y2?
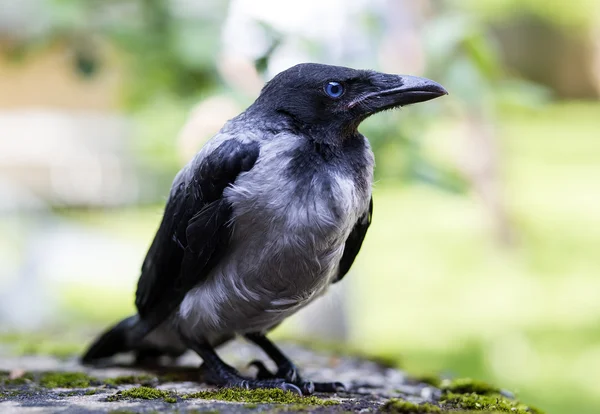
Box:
0 110 137 206
177 96 242 162
222 0 387 77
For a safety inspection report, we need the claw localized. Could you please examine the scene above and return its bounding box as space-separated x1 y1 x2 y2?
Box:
300 381 315 395
281 383 303 395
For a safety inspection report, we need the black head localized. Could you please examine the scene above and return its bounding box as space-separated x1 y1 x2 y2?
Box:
250 63 447 141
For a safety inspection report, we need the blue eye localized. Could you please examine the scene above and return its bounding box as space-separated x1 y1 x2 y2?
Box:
325 81 344 98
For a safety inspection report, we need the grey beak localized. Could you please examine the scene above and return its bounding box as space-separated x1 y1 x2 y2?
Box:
376 75 448 105
349 74 448 112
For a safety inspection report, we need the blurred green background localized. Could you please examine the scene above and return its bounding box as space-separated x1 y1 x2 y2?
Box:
1 1 599 413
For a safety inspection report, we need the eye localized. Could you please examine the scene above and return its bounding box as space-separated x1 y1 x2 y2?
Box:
325 81 344 98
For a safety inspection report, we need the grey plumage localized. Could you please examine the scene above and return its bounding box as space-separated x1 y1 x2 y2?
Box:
82 63 447 394
177 123 374 343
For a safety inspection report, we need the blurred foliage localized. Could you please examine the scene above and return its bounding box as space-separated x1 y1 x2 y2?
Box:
14 0 229 108
423 11 551 112
462 0 600 29
4 0 231 185
4 0 552 190
352 102 600 414
359 3 549 189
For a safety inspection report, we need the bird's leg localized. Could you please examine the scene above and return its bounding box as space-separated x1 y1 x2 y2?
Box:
183 338 303 395
245 333 345 393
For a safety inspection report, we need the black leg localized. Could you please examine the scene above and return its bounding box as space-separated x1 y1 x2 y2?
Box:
183 337 303 395
245 333 345 394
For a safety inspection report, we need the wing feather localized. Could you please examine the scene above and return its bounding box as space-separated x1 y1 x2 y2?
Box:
333 196 373 283
134 139 260 330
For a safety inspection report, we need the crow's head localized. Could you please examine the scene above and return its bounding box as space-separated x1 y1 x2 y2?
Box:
252 63 447 140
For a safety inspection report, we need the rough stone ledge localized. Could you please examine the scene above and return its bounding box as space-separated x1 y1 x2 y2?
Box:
0 341 542 413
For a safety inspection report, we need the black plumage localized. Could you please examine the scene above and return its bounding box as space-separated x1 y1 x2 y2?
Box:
82 63 447 395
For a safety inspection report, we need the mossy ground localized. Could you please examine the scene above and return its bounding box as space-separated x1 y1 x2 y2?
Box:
440 392 543 413
439 378 500 396
381 391 542 414
39 372 97 388
412 376 501 395
183 387 339 406
1 369 544 413
413 377 543 414
383 399 441 413
386 377 543 414
0 342 544 413
107 386 177 403
105 386 339 407
0 371 164 391
2 370 99 388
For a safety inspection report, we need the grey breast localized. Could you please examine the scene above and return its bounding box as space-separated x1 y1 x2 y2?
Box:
177 132 373 340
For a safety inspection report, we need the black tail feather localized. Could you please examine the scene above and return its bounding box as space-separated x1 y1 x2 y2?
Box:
81 315 140 364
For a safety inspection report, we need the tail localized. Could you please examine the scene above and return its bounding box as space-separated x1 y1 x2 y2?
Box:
81 315 143 364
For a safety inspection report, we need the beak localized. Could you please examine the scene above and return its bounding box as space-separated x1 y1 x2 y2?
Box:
349 74 448 113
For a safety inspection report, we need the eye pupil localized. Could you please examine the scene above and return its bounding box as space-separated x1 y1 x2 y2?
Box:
325 81 344 98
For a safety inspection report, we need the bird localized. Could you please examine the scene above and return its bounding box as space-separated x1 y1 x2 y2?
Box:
81 63 447 395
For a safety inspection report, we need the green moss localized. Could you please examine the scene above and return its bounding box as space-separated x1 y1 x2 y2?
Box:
413 374 442 388
441 392 544 414
382 399 441 413
183 387 338 406
85 389 97 395
103 375 157 387
40 372 97 388
1 371 101 389
107 386 177 403
440 378 500 395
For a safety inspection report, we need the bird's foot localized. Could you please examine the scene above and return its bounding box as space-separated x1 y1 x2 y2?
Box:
248 360 345 394
203 362 304 395
228 377 304 395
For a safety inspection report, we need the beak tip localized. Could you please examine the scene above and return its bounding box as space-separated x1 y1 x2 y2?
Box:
399 75 448 101
426 80 448 97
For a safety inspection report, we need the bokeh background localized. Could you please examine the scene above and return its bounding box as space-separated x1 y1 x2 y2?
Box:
1 1 599 413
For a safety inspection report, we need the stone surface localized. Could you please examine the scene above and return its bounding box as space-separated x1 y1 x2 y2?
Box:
0 340 440 413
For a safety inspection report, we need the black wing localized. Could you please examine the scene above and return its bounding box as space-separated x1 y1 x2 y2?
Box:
333 196 373 283
135 139 260 332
